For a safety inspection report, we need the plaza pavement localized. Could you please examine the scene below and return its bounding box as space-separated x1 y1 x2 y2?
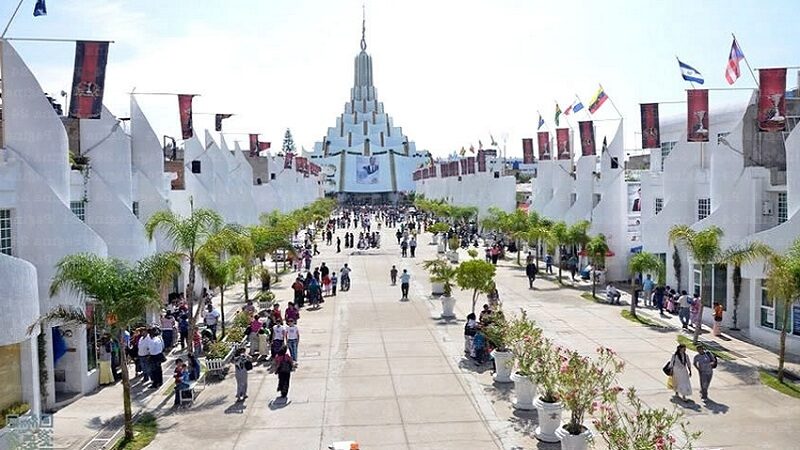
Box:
51 224 800 450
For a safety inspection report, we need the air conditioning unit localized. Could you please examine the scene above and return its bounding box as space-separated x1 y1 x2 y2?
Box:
761 200 773 216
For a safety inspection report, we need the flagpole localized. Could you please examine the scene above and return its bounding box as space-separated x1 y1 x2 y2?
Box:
733 33 759 88
600 84 624 120
676 55 697 90
576 94 591 118
4 37 116 43
129 92 200 96
1 0 25 39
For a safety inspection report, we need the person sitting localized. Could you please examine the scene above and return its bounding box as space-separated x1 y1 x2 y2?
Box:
606 283 621 304
472 329 487 364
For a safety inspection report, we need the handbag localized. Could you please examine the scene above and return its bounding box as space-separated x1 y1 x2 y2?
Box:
662 360 673 376
244 360 254 371
666 376 675 390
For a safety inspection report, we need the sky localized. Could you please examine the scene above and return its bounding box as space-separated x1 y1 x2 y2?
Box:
2 0 799 157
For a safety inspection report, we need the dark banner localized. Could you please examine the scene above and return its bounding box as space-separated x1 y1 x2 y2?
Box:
295 157 307 173
537 131 551 160
556 128 571 160
451 161 460 176
258 141 271 151
178 94 195 139
477 150 487 172
284 152 294 169
578 121 595 157
68 41 110 119
460 158 468 174
640 103 660 149
310 163 320 176
522 138 534 164
687 89 709 142
215 113 232 132
249 134 259 156
466 156 476 174
758 68 787 132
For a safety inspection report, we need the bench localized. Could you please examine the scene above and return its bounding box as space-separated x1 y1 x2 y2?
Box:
177 381 198 407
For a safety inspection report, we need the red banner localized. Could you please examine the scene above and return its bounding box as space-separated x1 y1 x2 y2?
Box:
68 41 110 119
249 134 259 156
258 141 271 151
440 162 448 177
556 128 571 160
309 163 320 176
522 138 534 164
477 150 487 172
758 68 787 132
451 161 460 176
460 158 468 174
687 89 709 142
578 121 595 157
178 94 195 139
640 103 660 149
466 156 476 174
284 152 294 169
537 132 551 160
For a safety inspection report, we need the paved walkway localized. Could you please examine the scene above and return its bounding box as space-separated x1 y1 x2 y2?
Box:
51 224 800 450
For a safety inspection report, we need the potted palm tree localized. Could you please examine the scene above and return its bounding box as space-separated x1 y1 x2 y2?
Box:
428 222 449 246
421 258 458 318
627 251 664 317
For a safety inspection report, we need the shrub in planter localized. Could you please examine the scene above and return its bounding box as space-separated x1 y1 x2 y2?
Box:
232 311 252 330
422 258 457 297
0 402 30 429
225 326 246 344
255 290 276 305
206 341 232 360
427 222 450 235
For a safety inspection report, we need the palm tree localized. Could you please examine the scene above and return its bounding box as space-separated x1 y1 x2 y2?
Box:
145 201 224 347
548 221 569 284
763 245 800 383
29 253 180 441
668 225 724 344
627 252 664 317
720 242 774 330
586 234 610 299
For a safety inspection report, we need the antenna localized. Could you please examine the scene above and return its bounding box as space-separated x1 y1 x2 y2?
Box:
360 3 367 51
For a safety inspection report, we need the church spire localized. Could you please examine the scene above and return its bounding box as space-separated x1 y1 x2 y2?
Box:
353 3 373 91
360 3 367 52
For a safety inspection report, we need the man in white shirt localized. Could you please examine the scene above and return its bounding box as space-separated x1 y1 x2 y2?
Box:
606 283 621 304
400 269 411 300
204 305 220 341
148 328 165 388
137 331 152 382
285 319 300 362
677 290 692 329
271 319 286 359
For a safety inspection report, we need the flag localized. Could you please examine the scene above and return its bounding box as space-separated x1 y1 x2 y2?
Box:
522 138 534 164
537 114 545 130
68 41 110 119
554 104 562 126
564 103 573 115
249 134 259 156
578 121 595 156
725 38 745 85
640 103 661 149
678 59 704 84
478 140 483 150
687 89 709 142
490 134 498 147
214 113 232 132
469 144 475 154
33 0 46 16
573 101 584 114
588 86 608 113
258 141 271 151
758 68 787 132
178 94 195 139
459 146 466 156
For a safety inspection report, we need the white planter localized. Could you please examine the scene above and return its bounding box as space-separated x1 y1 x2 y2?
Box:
440 295 456 319
431 235 439 245
556 425 592 450
534 397 563 443
447 251 459 263
491 349 514 383
510 372 537 410
431 281 445 296
437 241 446 254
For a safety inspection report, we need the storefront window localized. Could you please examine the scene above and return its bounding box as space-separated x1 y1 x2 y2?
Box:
694 264 727 307
760 280 798 334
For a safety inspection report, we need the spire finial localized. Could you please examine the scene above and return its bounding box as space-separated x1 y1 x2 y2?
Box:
360 3 367 51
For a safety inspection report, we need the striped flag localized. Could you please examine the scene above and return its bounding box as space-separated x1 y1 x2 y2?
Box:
555 104 562 126
588 86 608 114
725 38 745 85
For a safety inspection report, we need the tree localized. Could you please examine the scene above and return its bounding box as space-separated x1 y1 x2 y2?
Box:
668 225 723 344
547 221 569 284
282 128 296 154
566 220 591 259
720 242 774 330
145 201 224 348
421 258 458 297
627 251 664 317
764 239 800 383
30 253 180 441
586 234 610 299
455 259 497 313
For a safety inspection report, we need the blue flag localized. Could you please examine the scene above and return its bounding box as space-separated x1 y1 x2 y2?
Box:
678 59 704 84
33 0 46 16
537 114 545 130
572 101 584 113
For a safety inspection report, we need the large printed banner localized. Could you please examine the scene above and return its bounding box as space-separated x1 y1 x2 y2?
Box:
69 41 110 119
556 128 571 160
466 156 476 174
578 121 595 157
284 152 294 169
640 103 661 149
451 161 460 177
477 150 487 172
249 134 259 156
522 138 534 164
356 156 380 184
537 131 551 160
460 158 468 174
687 89 709 142
627 182 642 246
758 68 787 132
178 94 196 139
295 156 308 173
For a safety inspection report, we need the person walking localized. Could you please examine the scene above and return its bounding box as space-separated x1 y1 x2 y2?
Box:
653 285 666 315
693 344 718 401
677 290 692 329
399 269 411 300
273 345 294 399
331 273 338 296
390 265 398 285
271 319 286 359
286 319 300 362
690 293 702 330
401 239 408 257
545 253 553 274
233 348 252 402
137 329 152 383
336 236 341 253
525 261 538 289
668 344 692 401
409 236 417 257
568 254 579 281
712 302 723 336
642 274 655 308
203 304 220 341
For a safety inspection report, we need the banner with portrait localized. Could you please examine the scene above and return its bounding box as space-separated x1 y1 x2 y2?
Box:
68 40 110 119
556 128 571 160
640 103 660 149
522 138 534 164
356 155 380 184
466 156 476 174
758 68 787 132
627 182 642 245
477 150 487 172
687 89 709 142
578 121 595 157
249 134 259 156
178 94 195 139
537 131 551 160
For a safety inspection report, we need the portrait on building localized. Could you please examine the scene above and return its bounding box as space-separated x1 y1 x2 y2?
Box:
356 156 380 184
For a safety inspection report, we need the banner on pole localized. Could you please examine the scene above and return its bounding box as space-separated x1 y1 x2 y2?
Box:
522 138 534 164
68 41 110 119
460 158 468 174
578 121 595 157
556 128 571 160
758 68 787 132
537 132 551 160
466 156 476 174
687 89 709 142
215 114 232 132
640 103 661 149
249 134 259 156
477 150 487 172
284 152 294 169
178 94 196 139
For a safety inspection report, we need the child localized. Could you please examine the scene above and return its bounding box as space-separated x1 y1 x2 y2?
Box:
472 329 486 364
390 265 398 285
330 273 338 296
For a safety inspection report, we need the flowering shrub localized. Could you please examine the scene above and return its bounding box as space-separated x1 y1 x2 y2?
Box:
593 387 701 450
557 347 625 435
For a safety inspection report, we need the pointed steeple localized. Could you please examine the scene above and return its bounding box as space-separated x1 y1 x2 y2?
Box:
353 4 373 93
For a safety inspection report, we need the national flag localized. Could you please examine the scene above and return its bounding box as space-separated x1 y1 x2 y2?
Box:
469 144 475 154
725 38 745 85
459 146 466 156
490 134 498 147
33 0 46 16
678 59 704 84
214 113 232 132
573 101 584 114
588 86 608 114
537 114 545 130
564 103 573 115
555 104 562 126
478 140 483 150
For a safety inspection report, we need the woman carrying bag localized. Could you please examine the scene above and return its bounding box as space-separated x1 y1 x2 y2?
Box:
664 344 692 401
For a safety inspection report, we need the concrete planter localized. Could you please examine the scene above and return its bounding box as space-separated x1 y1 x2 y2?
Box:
440 295 456 319
437 241 446 254
556 425 592 450
431 234 439 245
510 372 537 410
534 397 563 443
491 349 514 383
431 281 445 296
447 251 459 263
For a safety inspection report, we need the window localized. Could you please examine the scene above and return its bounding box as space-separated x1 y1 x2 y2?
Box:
654 198 664 215
660 141 677 170
132 201 139 219
760 280 798 335
694 264 727 308
778 192 788 224
761 280 775 328
0 209 11 256
697 198 711 221
70 200 86 222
